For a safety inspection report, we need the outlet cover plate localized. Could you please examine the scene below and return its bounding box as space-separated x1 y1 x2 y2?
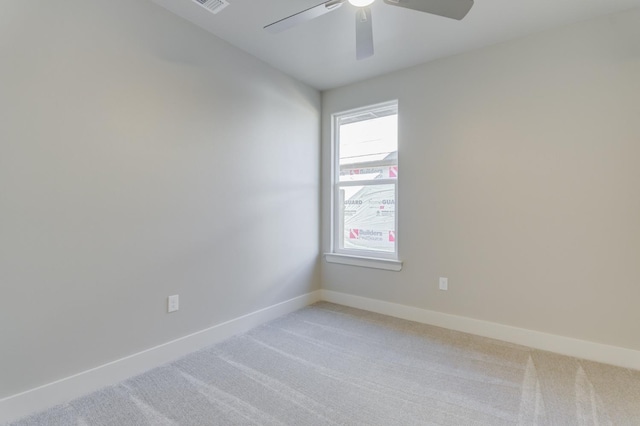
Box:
439 277 448 291
168 295 179 313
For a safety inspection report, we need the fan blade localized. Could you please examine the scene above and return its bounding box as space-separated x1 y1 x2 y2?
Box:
355 7 374 60
383 0 473 20
265 0 345 34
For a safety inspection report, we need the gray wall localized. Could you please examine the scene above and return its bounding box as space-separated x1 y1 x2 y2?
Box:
0 0 320 398
322 9 640 351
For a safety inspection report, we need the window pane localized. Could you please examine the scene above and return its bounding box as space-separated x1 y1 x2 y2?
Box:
340 183 395 253
333 100 398 258
338 114 397 182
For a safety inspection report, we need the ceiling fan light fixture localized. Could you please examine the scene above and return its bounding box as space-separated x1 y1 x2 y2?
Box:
265 0 474 60
348 0 375 7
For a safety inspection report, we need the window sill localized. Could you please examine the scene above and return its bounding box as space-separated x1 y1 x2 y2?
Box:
324 253 403 272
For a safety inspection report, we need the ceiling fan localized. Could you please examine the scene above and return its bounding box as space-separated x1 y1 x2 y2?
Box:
264 0 474 60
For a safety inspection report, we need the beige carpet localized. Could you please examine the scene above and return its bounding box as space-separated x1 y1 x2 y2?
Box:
10 302 640 425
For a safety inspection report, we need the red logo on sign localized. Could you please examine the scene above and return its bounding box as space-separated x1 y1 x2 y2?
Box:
389 166 398 178
389 231 395 242
349 229 359 239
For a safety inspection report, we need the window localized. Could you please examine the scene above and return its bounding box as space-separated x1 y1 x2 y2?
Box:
327 101 401 270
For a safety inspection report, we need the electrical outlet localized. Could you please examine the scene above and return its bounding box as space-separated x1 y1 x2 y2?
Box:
168 295 179 313
439 277 448 291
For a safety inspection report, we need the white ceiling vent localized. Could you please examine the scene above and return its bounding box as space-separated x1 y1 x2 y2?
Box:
193 0 229 15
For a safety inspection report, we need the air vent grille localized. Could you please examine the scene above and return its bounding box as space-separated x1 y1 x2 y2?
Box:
193 0 229 14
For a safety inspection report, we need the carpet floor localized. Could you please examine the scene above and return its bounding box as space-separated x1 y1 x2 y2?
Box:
9 302 640 425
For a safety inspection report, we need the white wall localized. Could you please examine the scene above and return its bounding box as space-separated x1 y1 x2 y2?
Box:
322 9 640 351
0 0 320 398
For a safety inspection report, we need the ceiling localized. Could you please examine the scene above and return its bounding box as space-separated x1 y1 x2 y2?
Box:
151 0 640 90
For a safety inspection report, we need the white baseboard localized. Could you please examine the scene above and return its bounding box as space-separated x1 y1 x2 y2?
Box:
0 290 321 424
320 289 640 371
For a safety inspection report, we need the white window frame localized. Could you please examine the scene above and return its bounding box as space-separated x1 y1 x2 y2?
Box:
326 100 402 271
